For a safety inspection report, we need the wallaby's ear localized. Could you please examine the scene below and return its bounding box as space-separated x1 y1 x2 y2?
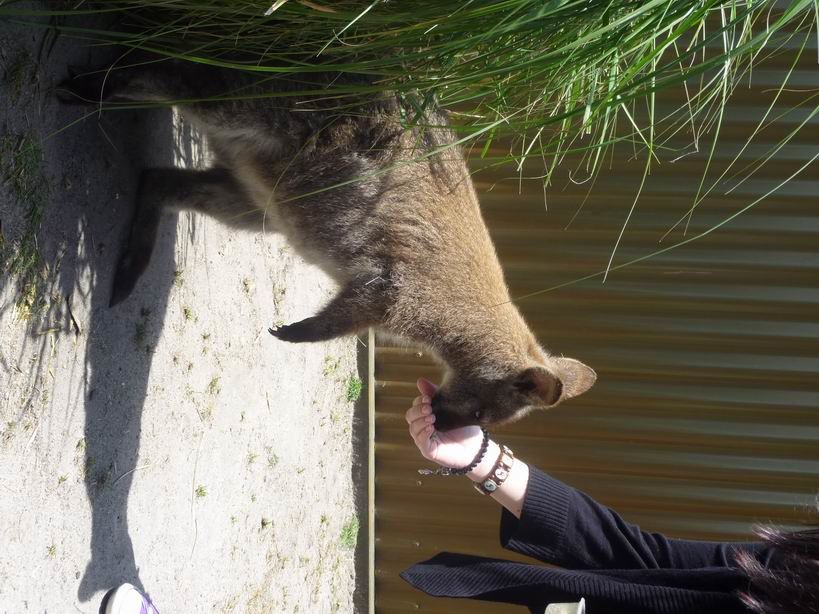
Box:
514 366 562 406
553 357 596 400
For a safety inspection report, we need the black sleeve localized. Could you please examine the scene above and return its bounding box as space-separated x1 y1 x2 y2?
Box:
499 466 774 570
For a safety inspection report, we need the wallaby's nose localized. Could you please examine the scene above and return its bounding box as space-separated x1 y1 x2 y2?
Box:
430 410 466 432
430 394 479 432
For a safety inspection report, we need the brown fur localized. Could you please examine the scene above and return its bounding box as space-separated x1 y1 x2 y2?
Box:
58 61 595 429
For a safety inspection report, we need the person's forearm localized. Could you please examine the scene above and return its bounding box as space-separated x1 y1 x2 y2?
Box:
467 440 530 519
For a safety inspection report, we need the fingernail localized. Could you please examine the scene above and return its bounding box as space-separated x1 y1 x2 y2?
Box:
426 414 435 423
423 395 430 403
421 405 431 415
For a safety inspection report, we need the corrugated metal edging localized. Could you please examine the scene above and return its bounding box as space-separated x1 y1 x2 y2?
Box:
373 49 819 613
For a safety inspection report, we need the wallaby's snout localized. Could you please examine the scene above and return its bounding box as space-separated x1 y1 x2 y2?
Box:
430 392 482 432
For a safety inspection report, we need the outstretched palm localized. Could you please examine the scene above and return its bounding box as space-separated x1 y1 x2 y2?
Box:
424 425 484 469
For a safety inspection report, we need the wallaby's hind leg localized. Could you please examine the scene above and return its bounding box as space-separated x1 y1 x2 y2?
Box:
110 168 264 306
269 274 391 343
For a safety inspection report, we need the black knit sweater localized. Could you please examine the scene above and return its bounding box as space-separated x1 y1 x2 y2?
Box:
401 467 777 613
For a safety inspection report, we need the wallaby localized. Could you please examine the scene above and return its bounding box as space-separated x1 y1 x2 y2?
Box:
58 60 596 430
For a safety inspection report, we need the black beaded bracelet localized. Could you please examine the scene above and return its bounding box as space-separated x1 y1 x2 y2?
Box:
418 427 489 476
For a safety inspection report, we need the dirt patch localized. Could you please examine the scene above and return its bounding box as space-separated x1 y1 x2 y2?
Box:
0 8 363 613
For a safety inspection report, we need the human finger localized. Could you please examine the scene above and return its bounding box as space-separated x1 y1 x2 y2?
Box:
416 377 439 398
406 398 431 424
406 396 422 424
406 398 421 424
412 421 436 457
409 412 435 441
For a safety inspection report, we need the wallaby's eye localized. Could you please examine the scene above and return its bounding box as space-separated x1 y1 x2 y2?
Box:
474 410 482 420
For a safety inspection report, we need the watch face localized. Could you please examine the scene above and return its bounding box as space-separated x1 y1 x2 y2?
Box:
495 468 508 481
484 480 497 492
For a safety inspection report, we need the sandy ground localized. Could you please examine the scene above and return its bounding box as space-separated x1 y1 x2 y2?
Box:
0 9 365 614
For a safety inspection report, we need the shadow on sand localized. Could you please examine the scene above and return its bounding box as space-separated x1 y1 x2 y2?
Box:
2 18 369 610
0 33 184 602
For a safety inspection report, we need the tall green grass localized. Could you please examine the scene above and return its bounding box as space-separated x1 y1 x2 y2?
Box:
1 0 816 281
2 2 814 168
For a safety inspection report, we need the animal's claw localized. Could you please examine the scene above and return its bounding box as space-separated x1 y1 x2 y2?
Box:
268 320 316 343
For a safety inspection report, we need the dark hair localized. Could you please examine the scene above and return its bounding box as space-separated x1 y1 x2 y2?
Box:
737 521 819 614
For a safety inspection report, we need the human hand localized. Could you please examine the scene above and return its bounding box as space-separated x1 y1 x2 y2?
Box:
406 378 485 469
407 378 527 517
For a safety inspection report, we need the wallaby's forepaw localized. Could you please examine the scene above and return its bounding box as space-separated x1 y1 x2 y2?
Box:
56 67 110 105
268 318 320 343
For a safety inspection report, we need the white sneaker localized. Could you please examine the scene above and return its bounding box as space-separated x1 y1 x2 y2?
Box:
104 583 160 614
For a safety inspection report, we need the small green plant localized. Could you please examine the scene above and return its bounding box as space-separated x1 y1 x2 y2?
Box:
172 269 184 287
133 321 147 347
195 485 207 498
132 307 152 348
182 305 194 321
82 457 96 479
339 517 359 549
200 403 214 422
272 284 286 312
0 132 49 319
0 133 42 209
57 475 68 485
247 452 258 465
201 332 212 355
46 544 56 558
4 50 32 101
345 376 363 402
207 376 221 396
260 517 272 529
266 448 279 469
323 356 340 377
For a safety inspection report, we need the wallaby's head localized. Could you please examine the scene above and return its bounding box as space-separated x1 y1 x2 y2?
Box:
430 356 596 431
